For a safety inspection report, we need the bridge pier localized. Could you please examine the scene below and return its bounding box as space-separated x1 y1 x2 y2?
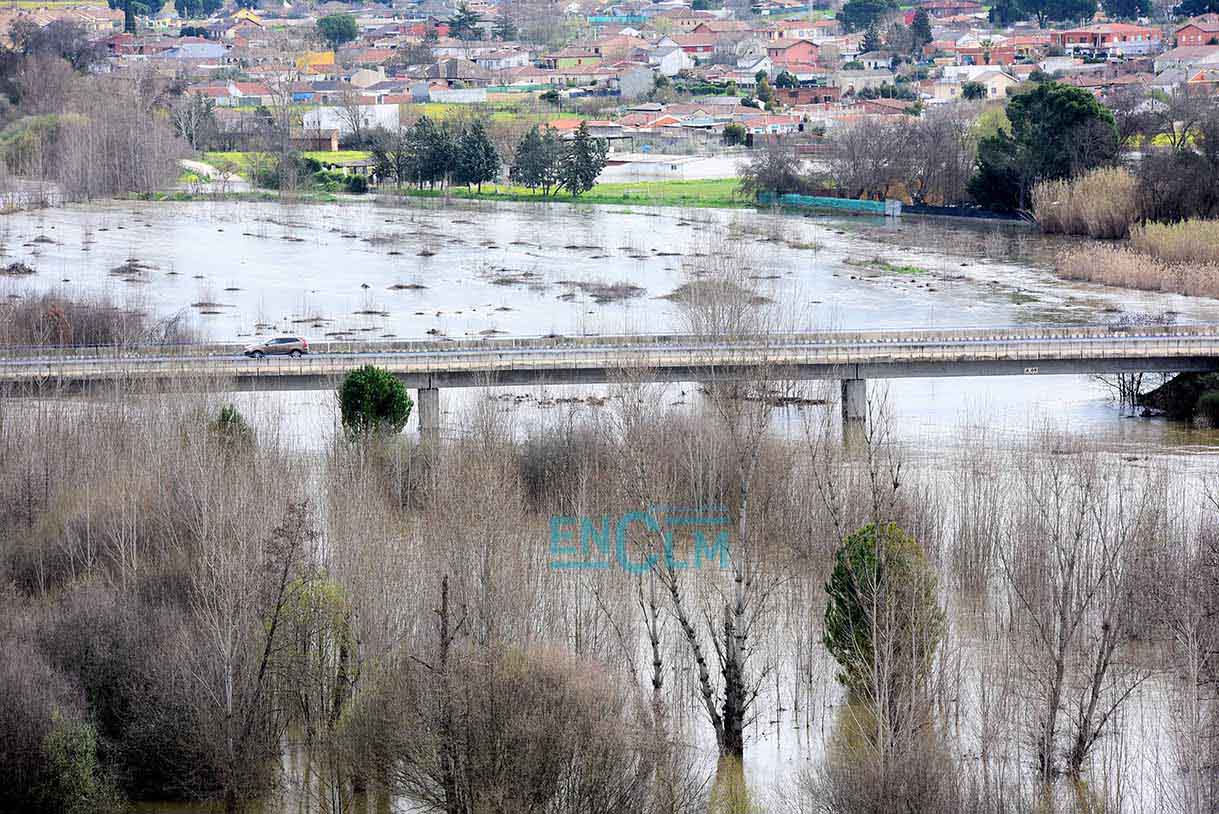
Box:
841 378 866 424
417 386 440 445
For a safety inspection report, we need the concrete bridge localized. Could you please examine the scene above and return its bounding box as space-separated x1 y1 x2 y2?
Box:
3 324 1218 441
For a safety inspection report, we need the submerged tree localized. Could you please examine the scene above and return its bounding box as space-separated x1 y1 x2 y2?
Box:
339 366 413 435
824 522 944 735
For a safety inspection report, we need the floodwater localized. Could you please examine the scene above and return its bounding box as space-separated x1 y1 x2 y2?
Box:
5 197 1219 812
4 197 1219 455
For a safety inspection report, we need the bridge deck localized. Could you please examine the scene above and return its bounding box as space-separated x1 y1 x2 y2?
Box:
2 325 1218 391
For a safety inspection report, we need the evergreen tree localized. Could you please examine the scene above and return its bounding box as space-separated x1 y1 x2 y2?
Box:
755 75 774 105
1174 0 1219 13
962 81 988 100
1020 0 1096 27
402 116 448 188
454 119 500 191
969 81 1119 210
405 116 457 188
861 22 883 52
1101 0 1149 18
174 0 222 20
910 9 932 55
317 14 358 49
450 2 482 40
837 0 896 33
988 0 1027 24
494 14 517 40
108 0 167 33
510 125 561 195
558 121 608 197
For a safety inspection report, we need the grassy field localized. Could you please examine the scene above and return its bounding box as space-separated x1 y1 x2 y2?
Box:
190 153 743 209
387 177 744 208
204 150 373 168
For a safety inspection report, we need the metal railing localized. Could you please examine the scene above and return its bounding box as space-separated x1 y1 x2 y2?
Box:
2 323 1219 362
2 329 1218 385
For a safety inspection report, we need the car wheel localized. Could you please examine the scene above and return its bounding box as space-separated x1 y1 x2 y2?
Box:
290 349 303 357
252 350 265 359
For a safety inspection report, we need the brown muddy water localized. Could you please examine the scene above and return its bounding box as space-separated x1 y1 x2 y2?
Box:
4 197 1219 456
5 198 1219 813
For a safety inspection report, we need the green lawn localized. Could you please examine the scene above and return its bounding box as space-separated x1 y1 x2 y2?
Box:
388 177 744 208
204 150 372 169
189 157 744 209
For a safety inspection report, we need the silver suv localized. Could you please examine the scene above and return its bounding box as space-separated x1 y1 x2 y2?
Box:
243 336 309 358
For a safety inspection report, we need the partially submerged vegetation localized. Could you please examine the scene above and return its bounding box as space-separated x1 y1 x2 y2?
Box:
0 290 196 347
1055 221 1219 299
1 374 1214 814
1032 167 1139 240
1131 219 1219 267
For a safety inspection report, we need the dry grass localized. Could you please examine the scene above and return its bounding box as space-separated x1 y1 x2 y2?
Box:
1032 167 1139 239
1130 219 1219 266
1055 243 1219 299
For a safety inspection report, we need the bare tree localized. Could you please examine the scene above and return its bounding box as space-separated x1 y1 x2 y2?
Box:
1000 443 1157 788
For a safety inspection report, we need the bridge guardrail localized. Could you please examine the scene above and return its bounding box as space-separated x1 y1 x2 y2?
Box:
3 323 1219 362
4 335 1219 385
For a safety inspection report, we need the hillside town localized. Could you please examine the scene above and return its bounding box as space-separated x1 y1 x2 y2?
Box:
5 0 1217 177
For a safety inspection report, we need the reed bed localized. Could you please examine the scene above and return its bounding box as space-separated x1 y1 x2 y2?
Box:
1055 243 1219 299
1130 218 1219 266
1032 167 1139 239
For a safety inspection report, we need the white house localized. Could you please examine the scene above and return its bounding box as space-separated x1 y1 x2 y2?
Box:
649 44 694 76
303 104 400 135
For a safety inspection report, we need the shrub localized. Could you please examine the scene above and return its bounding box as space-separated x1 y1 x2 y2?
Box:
722 122 746 146
210 405 254 451
338 365 413 434
0 637 122 813
1031 166 1138 238
824 523 944 700
1130 219 1219 266
0 291 197 348
345 174 368 194
1197 391 1219 427
356 645 655 814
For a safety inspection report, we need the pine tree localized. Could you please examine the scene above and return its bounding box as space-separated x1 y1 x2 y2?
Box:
510 125 561 195
558 121 608 197
861 22 882 53
910 9 932 55
450 2 482 40
495 14 517 40
403 116 456 188
455 119 500 191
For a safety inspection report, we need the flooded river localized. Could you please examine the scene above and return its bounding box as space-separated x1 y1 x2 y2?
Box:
4 197 1219 813
4 197 1219 455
